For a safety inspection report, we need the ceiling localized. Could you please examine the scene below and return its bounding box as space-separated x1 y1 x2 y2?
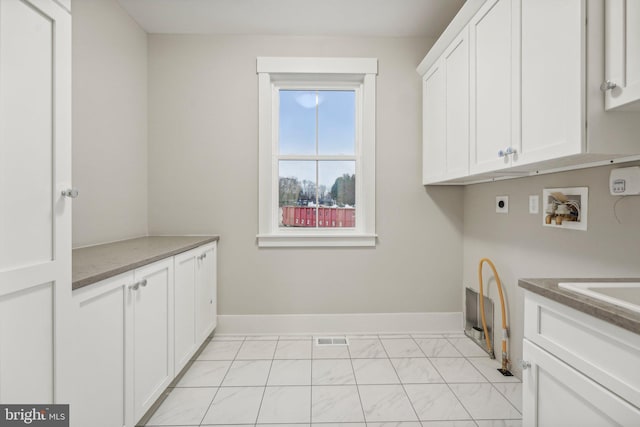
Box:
116 0 465 37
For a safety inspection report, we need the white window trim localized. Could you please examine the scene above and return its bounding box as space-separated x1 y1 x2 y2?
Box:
257 57 377 247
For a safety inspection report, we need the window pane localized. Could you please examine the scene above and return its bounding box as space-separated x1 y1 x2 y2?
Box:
279 90 317 155
318 161 356 228
279 160 317 227
318 90 355 155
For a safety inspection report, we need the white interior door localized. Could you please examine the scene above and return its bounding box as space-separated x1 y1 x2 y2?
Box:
0 0 72 404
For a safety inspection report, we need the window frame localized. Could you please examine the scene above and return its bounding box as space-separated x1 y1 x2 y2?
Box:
257 57 377 247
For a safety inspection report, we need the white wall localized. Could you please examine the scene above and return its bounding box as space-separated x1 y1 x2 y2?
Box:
148 35 465 316
72 0 148 248
463 162 640 376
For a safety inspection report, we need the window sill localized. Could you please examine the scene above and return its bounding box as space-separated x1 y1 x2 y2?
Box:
256 233 377 248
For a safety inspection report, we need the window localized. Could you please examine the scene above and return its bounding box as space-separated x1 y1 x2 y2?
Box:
257 57 377 247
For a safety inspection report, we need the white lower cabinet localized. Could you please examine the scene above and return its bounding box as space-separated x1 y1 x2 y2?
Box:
71 243 217 427
71 273 132 427
129 259 174 424
195 243 217 343
522 340 640 427
522 291 640 426
174 250 198 374
174 241 217 374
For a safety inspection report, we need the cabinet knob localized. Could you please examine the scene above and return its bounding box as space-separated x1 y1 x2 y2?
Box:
61 188 79 198
498 149 506 158
129 282 140 291
600 80 617 92
139 279 148 287
521 360 531 370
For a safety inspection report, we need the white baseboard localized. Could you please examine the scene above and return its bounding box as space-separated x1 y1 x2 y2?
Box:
216 312 463 335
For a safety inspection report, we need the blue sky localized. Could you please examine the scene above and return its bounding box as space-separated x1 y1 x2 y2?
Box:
278 90 355 187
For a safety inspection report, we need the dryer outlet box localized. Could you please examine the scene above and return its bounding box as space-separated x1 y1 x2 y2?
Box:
496 196 509 214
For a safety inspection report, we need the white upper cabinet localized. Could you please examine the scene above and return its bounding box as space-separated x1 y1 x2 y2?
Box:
603 0 640 110
422 62 446 184
422 28 469 184
443 28 470 179
418 0 640 185
519 0 584 166
469 0 518 174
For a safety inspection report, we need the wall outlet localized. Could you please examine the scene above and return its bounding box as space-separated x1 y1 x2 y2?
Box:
496 196 509 214
529 195 539 214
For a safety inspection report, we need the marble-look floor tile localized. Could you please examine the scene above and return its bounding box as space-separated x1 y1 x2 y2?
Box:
492 382 522 413
467 358 521 383
391 358 443 384
211 335 245 341
348 339 387 358
312 424 365 427
146 387 217 426
347 334 380 340
411 334 445 339
245 335 279 341
378 334 413 339
176 361 231 387
420 421 477 427
449 383 521 420
430 358 486 383
312 344 350 359
235 340 277 360
257 386 311 423
358 384 418 422
312 359 356 385
311 385 365 422
381 339 424 358
256 425 309 427
475 420 522 427
201 386 264 425
415 339 462 358
447 337 488 357
221 360 271 386
274 340 312 359
202 425 254 427
404 384 471 421
278 335 313 340
367 422 422 427
352 359 400 384
197 341 242 361
268 359 312 386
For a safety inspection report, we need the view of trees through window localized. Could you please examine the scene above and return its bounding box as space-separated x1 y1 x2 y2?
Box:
278 90 356 228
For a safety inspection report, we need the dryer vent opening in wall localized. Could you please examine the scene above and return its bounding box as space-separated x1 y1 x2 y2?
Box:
316 337 349 346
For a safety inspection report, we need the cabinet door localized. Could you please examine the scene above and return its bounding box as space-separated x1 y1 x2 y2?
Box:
0 0 72 404
196 243 217 343
174 250 197 374
443 27 470 179
131 259 174 422
522 339 640 427
604 0 640 110
72 273 133 427
469 0 516 174
422 62 446 184
519 0 584 166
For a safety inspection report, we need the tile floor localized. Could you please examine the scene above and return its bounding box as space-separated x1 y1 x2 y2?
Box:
142 333 522 427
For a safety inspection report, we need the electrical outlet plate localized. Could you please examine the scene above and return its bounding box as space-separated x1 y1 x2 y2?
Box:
496 196 509 214
542 187 588 231
529 195 539 214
